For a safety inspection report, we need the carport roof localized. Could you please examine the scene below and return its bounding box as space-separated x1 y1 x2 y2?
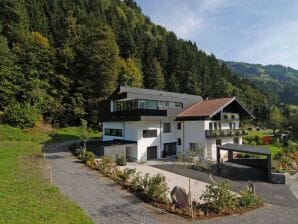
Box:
217 143 271 155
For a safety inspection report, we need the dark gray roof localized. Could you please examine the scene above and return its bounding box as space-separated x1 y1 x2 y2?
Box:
217 143 271 155
119 86 202 102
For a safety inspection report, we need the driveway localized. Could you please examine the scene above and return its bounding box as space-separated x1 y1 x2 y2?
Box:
45 142 298 224
152 163 298 208
45 142 185 224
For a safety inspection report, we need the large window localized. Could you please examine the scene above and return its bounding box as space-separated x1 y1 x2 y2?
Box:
143 129 157 138
104 128 123 137
163 123 171 133
158 101 169 107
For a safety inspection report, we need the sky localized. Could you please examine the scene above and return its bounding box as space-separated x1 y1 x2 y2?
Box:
135 0 298 69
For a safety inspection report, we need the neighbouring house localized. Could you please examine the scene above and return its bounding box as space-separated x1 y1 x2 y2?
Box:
98 86 254 162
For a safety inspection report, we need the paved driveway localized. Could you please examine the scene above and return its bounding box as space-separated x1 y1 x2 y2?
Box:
122 161 208 202
46 142 298 224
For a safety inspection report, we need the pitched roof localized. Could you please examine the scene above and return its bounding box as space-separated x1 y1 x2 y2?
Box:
177 97 235 118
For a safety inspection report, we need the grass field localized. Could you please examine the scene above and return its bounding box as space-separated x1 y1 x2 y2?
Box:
0 124 99 224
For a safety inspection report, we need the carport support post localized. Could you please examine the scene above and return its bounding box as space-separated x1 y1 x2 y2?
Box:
216 147 220 172
228 150 233 161
267 154 272 181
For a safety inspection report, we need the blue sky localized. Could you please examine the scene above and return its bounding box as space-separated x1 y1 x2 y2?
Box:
135 0 298 69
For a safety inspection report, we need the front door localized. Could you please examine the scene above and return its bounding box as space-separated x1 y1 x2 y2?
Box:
163 142 177 158
147 146 158 160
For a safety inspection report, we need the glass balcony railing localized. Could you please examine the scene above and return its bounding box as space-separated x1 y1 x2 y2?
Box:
111 109 167 117
205 129 245 138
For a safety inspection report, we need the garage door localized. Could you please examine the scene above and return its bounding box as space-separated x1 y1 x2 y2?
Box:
147 146 158 160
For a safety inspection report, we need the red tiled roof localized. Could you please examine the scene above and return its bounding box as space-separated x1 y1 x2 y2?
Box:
178 97 235 118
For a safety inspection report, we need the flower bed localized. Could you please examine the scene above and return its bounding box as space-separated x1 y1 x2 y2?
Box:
69 144 264 220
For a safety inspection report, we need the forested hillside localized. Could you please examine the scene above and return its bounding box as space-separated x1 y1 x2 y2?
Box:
224 61 298 105
0 0 270 127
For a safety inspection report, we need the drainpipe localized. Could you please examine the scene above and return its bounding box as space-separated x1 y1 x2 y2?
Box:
182 121 185 152
160 121 162 158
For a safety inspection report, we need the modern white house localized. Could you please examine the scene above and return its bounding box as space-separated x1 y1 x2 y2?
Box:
98 86 254 162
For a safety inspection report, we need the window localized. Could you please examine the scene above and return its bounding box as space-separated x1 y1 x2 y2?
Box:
233 123 236 130
174 102 183 108
163 123 171 133
177 138 181 145
214 122 218 130
177 122 181 130
219 122 222 130
229 122 233 130
143 129 157 138
104 128 123 137
216 139 222 146
158 101 169 107
209 122 213 130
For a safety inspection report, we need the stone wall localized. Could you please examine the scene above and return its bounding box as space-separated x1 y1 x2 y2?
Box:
103 145 126 161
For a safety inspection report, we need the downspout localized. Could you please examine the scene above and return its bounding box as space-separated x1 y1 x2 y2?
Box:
182 121 185 152
160 121 162 158
123 121 125 140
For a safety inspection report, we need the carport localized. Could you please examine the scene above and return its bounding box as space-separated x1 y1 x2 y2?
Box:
216 143 272 182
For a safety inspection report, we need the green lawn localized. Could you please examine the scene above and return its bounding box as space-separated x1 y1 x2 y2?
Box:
0 125 95 224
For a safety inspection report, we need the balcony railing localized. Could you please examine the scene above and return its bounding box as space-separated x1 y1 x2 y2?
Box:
205 129 245 138
111 109 167 117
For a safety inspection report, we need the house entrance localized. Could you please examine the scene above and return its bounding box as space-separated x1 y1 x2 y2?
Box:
147 146 158 160
163 142 177 158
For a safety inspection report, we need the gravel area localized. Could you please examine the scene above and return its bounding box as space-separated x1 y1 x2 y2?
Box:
45 142 298 224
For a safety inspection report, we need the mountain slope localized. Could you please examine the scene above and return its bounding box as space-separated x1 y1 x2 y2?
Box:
224 61 298 105
0 0 270 126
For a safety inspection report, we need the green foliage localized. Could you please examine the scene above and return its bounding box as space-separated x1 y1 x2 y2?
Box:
239 190 262 208
0 0 271 128
225 61 298 105
269 106 284 134
0 130 94 223
200 181 238 213
116 155 127 166
84 151 95 162
143 173 169 203
3 102 40 128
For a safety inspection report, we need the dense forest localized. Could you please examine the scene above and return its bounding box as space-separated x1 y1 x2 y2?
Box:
0 0 270 127
224 61 298 105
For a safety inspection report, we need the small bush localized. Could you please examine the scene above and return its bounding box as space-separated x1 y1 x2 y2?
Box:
239 190 262 208
3 102 40 128
200 181 238 213
85 151 95 162
116 156 127 166
144 173 169 203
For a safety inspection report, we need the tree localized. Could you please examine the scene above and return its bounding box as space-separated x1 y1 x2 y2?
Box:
269 106 284 135
143 57 165 90
0 35 20 109
118 57 143 87
79 118 88 156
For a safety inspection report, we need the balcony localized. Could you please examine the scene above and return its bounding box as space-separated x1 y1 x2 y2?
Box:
205 129 245 138
111 109 167 117
221 112 239 121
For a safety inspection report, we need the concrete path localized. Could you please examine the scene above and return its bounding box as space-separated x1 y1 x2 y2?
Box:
123 162 208 202
46 142 298 224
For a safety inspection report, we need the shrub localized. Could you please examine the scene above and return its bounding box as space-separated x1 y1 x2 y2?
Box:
85 151 95 162
116 156 127 166
3 102 40 128
144 173 169 203
239 190 262 208
200 181 238 213
97 156 117 176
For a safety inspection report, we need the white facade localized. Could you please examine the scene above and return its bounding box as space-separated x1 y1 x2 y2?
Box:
102 115 243 162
